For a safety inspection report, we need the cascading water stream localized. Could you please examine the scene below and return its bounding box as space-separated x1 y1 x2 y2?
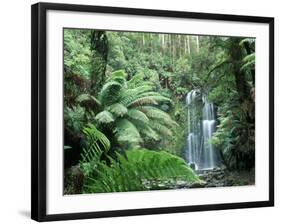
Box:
185 90 221 170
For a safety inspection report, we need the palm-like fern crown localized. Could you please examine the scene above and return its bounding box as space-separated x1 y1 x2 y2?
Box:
95 70 178 148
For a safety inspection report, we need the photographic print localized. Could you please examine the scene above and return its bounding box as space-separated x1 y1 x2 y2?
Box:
32 3 274 221
63 29 256 195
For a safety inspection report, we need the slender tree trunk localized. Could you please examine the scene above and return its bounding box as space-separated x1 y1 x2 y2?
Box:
184 36 187 54
187 36 191 55
196 36 200 53
90 31 108 95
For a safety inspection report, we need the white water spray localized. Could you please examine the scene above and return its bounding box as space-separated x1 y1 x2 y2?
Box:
185 90 221 170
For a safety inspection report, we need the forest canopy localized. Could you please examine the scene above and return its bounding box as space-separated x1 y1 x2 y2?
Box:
64 29 255 194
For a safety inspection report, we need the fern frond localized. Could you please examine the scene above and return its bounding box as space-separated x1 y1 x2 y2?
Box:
107 103 128 117
139 125 160 141
127 109 149 123
95 111 115 124
99 81 122 106
84 149 200 193
239 38 255 46
138 106 178 127
80 124 110 163
149 121 173 137
114 119 142 147
126 73 144 88
120 85 155 106
76 93 101 106
127 96 159 107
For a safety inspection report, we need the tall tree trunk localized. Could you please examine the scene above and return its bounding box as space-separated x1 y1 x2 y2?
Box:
229 38 249 102
196 36 200 53
161 34 165 55
187 36 191 55
90 31 108 95
142 34 145 47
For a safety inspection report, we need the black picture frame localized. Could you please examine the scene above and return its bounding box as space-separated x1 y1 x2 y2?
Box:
31 2 274 222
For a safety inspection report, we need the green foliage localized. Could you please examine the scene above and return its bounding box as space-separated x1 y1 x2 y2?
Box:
64 105 88 134
114 119 142 147
64 29 256 195
241 53 255 72
95 111 115 124
84 149 200 193
76 93 101 106
95 70 177 149
79 124 110 177
107 103 128 117
211 95 255 170
207 37 255 170
64 29 92 78
80 124 110 163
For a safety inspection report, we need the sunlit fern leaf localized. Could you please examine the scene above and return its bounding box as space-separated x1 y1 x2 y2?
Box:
95 111 115 124
114 119 142 147
107 103 128 117
127 109 149 123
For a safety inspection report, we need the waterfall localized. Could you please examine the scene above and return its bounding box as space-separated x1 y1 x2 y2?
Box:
185 90 221 170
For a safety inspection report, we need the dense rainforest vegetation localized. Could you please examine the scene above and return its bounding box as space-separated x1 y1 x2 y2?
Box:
63 29 255 194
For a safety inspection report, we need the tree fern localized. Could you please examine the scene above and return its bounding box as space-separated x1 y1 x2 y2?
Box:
95 70 178 149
